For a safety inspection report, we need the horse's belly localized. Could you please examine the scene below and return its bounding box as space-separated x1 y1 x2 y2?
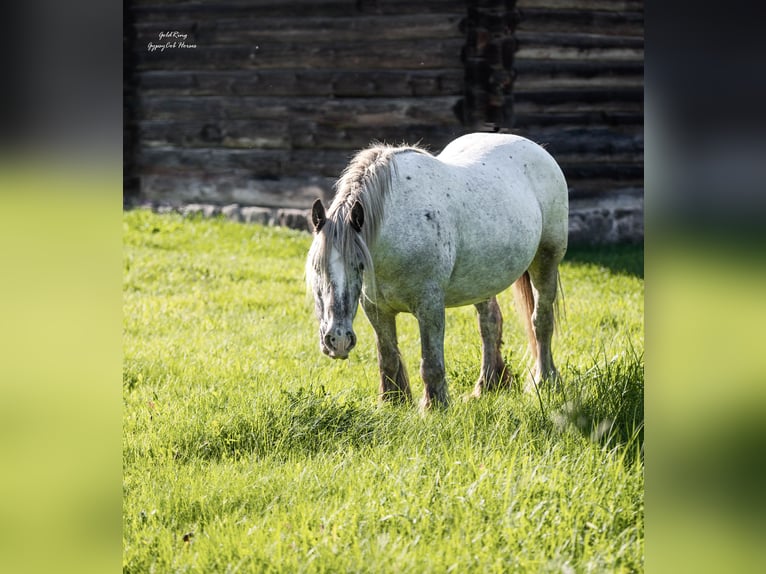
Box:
443 185 542 307
444 240 535 307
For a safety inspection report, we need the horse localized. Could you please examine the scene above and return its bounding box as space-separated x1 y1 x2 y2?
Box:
306 132 568 410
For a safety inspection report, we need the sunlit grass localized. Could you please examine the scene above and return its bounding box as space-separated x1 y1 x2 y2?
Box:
123 210 643 573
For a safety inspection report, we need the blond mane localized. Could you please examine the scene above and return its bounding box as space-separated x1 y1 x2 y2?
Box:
306 142 429 298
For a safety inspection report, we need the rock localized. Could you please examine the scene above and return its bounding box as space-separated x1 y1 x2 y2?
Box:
275 208 311 232
241 206 273 225
221 204 243 222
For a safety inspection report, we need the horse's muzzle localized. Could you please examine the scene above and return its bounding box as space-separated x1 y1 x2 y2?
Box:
321 327 356 359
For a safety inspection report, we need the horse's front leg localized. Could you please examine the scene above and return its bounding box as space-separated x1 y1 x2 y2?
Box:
362 299 411 404
414 295 448 410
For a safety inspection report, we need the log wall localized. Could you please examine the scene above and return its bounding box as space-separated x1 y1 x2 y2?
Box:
126 0 467 209
124 0 643 243
513 0 644 201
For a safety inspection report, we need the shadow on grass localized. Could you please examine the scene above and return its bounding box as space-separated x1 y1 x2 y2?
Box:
167 362 644 465
538 351 644 456
169 387 390 463
564 243 644 279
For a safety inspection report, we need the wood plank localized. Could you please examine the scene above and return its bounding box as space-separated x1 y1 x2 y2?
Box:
517 127 643 155
136 149 643 193
515 44 643 61
514 75 643 91
139 171 336 209
137 119 463 150
517 0 643 11
565 178 645 198
139 147 361 178
513 59 643 90
516 5 644 36
516 31 643 49
137 166 643 206
514 88 643 104
137 69 464 98
137 96 462 128
130 1 466 19
134 38 465 70
135 14 464 45
555 153 643 166
513 111 643 128
514 99 643 115
517 9 643 35
557 161 643 180
513 59 643 76
138 119 290 149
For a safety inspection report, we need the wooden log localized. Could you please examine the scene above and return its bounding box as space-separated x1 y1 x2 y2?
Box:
136 148 643 192
515 31 643 49
515 44 643 61
137 118 462 151
513 59 643 77
139 171 335 209
137 69 464 98
517 127 643 155
551 152 644 167
137 96 462 128
515 75 643 91
138 147 358 178
517 9 643 36
137 164 643 206
557 161 643 180
514 99 643 115
138 119 291 149
513 111 643 128
514 0 643 11
514 87 643 105
134 38 465 71
136 165 643 206
135 14 464 45
130 0 466 20
512 58 644 91
565 178 645 198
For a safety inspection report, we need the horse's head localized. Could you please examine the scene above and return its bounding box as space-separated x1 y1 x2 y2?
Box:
306 198 367 360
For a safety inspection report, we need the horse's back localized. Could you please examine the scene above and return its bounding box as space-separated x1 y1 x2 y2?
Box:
439 133 568 249
369 134 564 309
438 133 567 205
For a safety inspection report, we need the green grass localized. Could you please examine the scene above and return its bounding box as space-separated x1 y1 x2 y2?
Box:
123 210 644 573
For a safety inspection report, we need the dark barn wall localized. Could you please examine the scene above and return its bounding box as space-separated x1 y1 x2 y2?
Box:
124 0 643 243
127 0 468 210
511 0 644 243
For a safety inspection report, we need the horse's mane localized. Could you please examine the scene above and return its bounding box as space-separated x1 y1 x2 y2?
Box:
306 141 430 298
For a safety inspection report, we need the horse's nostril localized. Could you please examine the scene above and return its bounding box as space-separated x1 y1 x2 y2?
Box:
323 332 335 349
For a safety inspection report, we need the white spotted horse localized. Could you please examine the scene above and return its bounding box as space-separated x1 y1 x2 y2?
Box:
306 133 568 410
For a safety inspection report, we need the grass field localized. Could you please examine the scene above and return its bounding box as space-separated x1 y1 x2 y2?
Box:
123 209 644 573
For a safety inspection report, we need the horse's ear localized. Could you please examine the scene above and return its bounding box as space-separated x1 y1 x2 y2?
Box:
311 199 326 233
350 200 364 233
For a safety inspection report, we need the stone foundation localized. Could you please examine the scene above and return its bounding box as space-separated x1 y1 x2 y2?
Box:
568 191 643 245
134 190 643 246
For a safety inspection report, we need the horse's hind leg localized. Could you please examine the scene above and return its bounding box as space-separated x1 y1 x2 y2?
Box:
471 297 512 398
526 247 565 391
362 300 411 404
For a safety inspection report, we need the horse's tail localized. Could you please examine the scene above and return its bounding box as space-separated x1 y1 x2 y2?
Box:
512 271 538 362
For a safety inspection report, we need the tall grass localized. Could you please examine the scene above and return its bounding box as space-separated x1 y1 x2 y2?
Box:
124 210 643 572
